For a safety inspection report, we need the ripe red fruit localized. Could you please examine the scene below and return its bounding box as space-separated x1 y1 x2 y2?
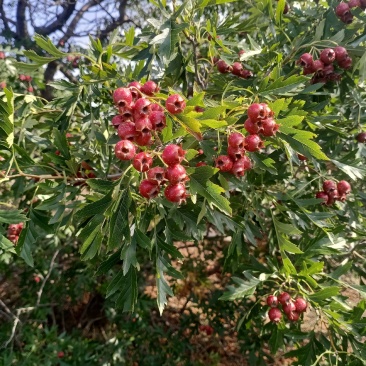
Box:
133 152 153 172
340 12 354 24
128 81 142 100
149 111 166 131
0 81 6 89
0 51 5 59
266 295 278 308
333 46 348 62
282 301 296 314
166 94 186 114
113 87 133 108
215 155 234 172
262 118 280 137
247 103 266 122
244 134 264 152
278 292 291 306
294 298 307 313
316 191 329 204
216 60 232 73
297 53 313 68
57 351 65 359
231 62 243 76
239 69 253 79
151 103 164 112
114 140 136 160
164 183 187 204
166 164 189 184
311 59 325 72
335 2 351 17
244 118 262 135
303 66 314 75
268 308 282 323
320 48 336 65
27 86 34 93
139 179 160 199
199 325 214 336
326 189 340 205
287 311 300 322
141 80 159 96
227 146 246 161
162 144 186 166
228 132 245 149
135 132 152 146
147 167 167 185
118 107 134 122
117 122 136 140
135 116 152 133
323 180 337 193
338 56 352 70
231 156 252 177
348 0 361 7
356 132 366 143
337 180 351 195
133 98 151 118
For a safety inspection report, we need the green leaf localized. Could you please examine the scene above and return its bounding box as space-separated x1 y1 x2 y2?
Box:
0 209 27 224
156 255 173 315
34 35 67 57
116 267 138 312
0 88 14 148
0 234 16 254
96 251 121 276
121 235 138 275
309 287 340 302
134 228 152 250
273 218 303 254
331 159 366 181
75 191 113 222
259 75 308 96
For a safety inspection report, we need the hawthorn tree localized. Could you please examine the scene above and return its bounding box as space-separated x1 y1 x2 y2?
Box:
1 0 366 365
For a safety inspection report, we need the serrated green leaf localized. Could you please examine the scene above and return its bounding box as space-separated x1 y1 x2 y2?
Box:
0 209 27 224
260 75 308 96
34 34 67 57
75 191 113 222
156 256 173 315
116 267 138 312
309 287 340 302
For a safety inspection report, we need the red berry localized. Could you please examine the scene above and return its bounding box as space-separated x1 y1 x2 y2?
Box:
162 144 186 166
298 154 308 161
322 64 334 76
230 156 252 177
227 146 246 161
297 53 313 68
278 292 291 306
0 81 6 89
286 311 300 322
268 308 282 323
303 66 314 75
141 80 159 96
34 275 41 283
118 107 134 122
166 164 189 184
113 87 133 108
340 12 354 24
238 50 245 57
239 69 253 79
320 48 336 65
231 62 243 76
335 2 351 17
337 180 351 195
228 132 245 149
215 155 234 172
135 132 152 146
244 134 264 152
282 301 296 314
323 180 337 193
260 103 273 118
27 86 34 93
149 111 166 131
356 132 366 143
147 167 167 185
114 140 136 160
117 122 136 140
164 183 187 204
57 351 65 359
348 0 361 7
338 56 352 70
294 298 307 313
135 116 152 133
247 103 267 122
326 189 339 205
139 179 160 199
128 81 142 100
0 51 5 59
311 59 325 72
333 46 348 62
216 60 232 73
244 118 262 135
316 191 329 204
151 103 164 112
133 152 153 172
166 94 186 114
262 118 280 137
266 295 278 308
133 98 151 119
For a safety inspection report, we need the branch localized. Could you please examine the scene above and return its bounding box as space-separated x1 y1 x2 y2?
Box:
16 0 29 40
0 0 16 37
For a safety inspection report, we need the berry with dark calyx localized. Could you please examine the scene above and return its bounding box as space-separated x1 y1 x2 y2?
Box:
261 103 274 118
278 292 291 306
337 180 351 195
166 164 189 184
348 0 361 7
166 94 186 114
141 80 159 96
247 103 267 122
323 180 337 193
326 189 339 205
151 103 164 112
266 295 278 308
135 132 152 146
215 155 234 172
287 311 300 322
133 152 153 172
338 56 352 70
118 107 134 122
133 98 152 119
139 179 160 199
162 144 186 166
311 59 324 72
227 146 246 161
112 115 125 128
216 60 232 73
333 46 348 62
231 62 243 76
320 48 336 65
240 69 253 79
135 116 152 133
282 301 296 315
322 64 334 77
228 132 245 149
244 134 264 152
356 132 366 143
268 308 282 323
340 12 354 24
117 122 136 140
149 111 166 131
114 140 136 160
147 167 167 185
316 191 328 204
303 66 315 75
244 118 262 135
335 2 351 17
294 298 307 313
113 87 133 108
231 156 252 177
128 81 142 100
262 118 280 137
297 53 313 68
164 183 187 204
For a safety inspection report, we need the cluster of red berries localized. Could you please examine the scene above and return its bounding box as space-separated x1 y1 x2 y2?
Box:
7 223 23 244
356 132 366 143
267 292 307 323
316 180 351 206
0 51 5 59
215 53 253 79
112 81 190 203
297 47 352 84
336 0 366 24
214 102 279 176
